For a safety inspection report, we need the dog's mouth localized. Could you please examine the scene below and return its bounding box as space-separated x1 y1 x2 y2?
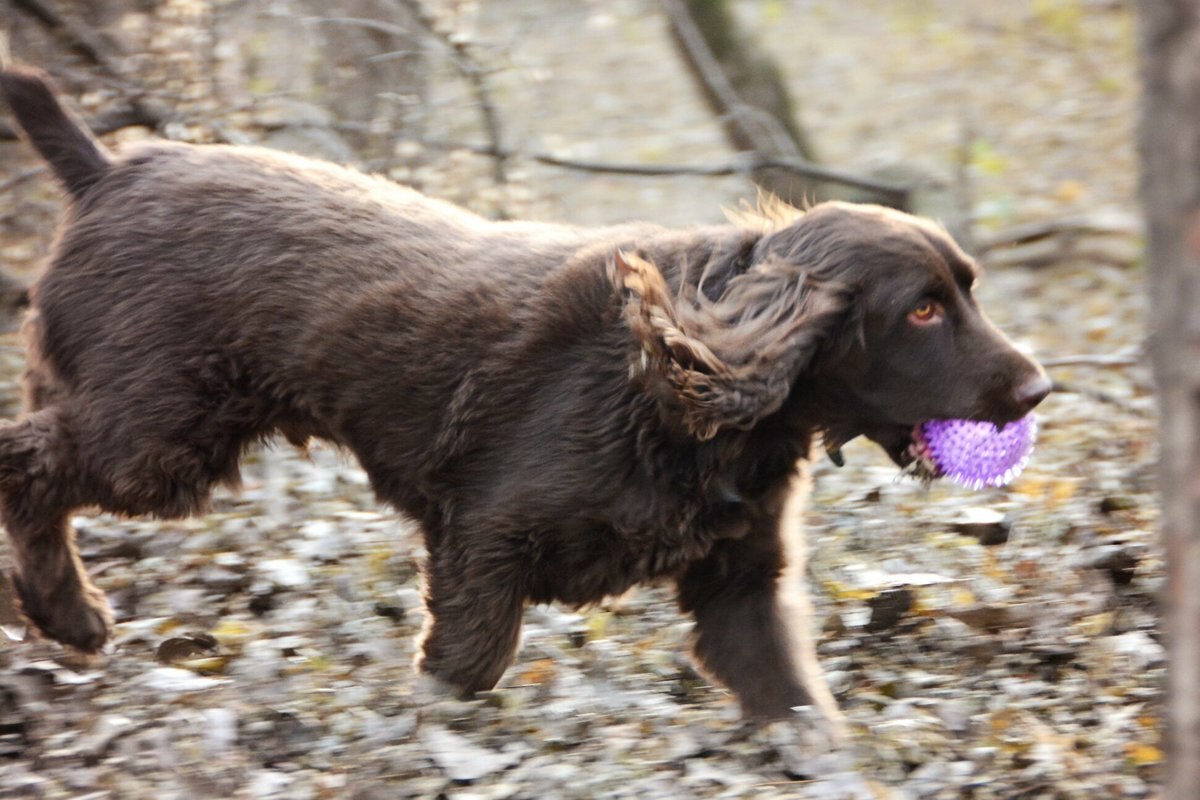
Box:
827 415 1038 490
901 423 942 481
822 422 926 472
823 422 954 480
865 425 936 465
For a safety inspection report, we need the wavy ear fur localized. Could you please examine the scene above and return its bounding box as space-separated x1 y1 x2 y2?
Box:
609 249 849 440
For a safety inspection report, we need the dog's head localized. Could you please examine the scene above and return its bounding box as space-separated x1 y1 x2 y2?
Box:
609 201 1049 468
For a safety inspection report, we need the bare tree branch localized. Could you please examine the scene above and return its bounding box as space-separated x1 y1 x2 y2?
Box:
301 15 412 39
975 212 1144 252
1040 352 1144 368
662 0 846 205
7 0 171 135
0 166 45 194
10 0 116 73
1050 381 1145 412
395 0 507 194
423 138 910 203
661 0 803 160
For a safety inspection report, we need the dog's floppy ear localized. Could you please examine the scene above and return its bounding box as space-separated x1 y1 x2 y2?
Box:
609 249 849 440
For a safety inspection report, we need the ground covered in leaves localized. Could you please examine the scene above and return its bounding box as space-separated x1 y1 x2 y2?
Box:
0 1 1159 798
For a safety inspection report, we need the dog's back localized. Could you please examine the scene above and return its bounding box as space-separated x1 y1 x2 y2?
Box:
0 69 702 521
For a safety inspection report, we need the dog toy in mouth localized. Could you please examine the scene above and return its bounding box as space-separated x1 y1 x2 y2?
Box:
908 415 1037 489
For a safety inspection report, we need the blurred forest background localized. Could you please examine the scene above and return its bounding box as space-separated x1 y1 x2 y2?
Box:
0 1 1161 799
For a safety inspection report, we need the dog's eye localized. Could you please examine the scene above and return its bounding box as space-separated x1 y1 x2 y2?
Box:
909 300 943 325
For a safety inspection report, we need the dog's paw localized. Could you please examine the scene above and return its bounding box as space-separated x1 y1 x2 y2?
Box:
727 705 854 778
799 703 850 752
413 670 471 703
41 599 112 654
737 713 853 781
14 577 113 653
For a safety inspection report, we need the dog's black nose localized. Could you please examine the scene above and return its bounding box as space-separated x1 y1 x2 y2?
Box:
1014 374 1052 415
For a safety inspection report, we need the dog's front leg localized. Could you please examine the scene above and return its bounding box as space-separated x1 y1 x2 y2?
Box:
676 497 844 738
414 543 526 697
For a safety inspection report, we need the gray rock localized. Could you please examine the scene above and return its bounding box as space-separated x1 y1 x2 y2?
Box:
420 724 521 782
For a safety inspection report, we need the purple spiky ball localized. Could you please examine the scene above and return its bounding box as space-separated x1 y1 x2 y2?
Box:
915 415 1037 489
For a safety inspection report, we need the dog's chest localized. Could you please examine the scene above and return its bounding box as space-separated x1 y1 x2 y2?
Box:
517 424 801 607
523 474 761 607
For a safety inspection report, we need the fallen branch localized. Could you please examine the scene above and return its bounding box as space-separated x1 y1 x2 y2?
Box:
422 139 910 202
976 212 1144 270
975 211 1143 251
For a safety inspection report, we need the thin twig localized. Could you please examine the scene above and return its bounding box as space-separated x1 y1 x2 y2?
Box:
975 212 1143 251
1051 380 1144 412
301 15 412 38
8 0 170 134
660 0 800 160
10 0 115 73
422 138 910 200
0 166 45 194
1041 353 1144 368
951 113 977 251
395 0 508 194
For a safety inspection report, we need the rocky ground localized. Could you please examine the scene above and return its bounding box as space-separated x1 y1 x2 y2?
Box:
0 1 1159 798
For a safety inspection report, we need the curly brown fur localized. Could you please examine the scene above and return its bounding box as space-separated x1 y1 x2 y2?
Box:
0 67 1049 724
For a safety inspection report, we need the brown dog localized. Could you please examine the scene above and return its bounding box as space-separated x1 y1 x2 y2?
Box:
0 67 1048 724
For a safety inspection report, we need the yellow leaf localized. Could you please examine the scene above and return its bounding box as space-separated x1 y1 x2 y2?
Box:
1033 0 1084 39
1097 75 1123 95
284 652 332 674
1055 180 1087 204
1077 612 1114 636
179 656 229 675
820 580 877 602
247 75 277 96
982 560 1009 581
586 611 611 641
990 708 1018 735
1010 480 1045 500
209 618 260 648
971 140 1007 176
210 619 253 636
517 659 556 686
763 0 786 24
1126 743 1163 766
1051 479 1079 503
952 587 977 608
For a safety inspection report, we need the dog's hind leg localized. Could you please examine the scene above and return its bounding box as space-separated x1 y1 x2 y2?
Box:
415 541 526 696
0 409 112 652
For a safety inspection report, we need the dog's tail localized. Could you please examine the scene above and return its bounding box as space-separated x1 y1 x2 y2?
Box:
0 67 112 199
